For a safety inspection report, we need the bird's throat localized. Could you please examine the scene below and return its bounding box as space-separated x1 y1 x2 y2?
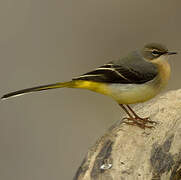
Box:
153 59 171 89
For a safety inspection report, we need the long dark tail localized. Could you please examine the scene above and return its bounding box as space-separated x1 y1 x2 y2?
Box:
1 81 74 100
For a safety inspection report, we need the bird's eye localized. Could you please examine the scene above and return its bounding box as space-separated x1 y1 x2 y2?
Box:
152 50 160 56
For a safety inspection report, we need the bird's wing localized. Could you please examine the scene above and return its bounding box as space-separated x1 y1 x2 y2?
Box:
73 58 158 84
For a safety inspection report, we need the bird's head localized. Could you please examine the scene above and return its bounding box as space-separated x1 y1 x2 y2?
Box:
142 43 177 62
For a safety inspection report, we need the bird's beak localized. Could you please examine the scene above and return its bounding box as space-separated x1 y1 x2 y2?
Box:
167 51 177 55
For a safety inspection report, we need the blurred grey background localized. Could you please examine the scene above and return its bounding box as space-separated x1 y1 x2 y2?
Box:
0 0 180 179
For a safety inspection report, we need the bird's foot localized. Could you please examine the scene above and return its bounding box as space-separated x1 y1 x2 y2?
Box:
134 116 157 125
122 117 156 129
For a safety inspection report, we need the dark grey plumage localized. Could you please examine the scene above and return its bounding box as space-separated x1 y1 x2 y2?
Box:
73 51 158 84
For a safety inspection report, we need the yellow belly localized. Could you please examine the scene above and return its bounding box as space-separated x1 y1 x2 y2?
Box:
106 82 160 104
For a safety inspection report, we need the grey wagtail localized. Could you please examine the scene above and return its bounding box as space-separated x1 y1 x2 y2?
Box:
1 43 177 128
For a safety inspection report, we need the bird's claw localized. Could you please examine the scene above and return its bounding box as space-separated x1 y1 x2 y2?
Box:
134 116 157 125
122 117 156 129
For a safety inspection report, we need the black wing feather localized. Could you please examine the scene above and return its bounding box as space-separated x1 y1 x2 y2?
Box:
74 68 131 83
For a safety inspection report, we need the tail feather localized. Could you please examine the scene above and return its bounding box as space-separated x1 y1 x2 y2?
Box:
1 81 73 100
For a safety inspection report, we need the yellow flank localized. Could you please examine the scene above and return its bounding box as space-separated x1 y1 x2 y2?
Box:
72 80 110 95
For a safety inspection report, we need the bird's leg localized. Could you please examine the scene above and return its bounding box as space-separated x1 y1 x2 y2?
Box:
126 105 157 124
119 104 155 129
119 104 134 119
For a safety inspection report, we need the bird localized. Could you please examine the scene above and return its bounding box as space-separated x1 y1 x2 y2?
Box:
1 43 177 129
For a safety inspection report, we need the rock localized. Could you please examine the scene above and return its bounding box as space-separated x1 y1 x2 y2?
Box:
74 89 181 180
